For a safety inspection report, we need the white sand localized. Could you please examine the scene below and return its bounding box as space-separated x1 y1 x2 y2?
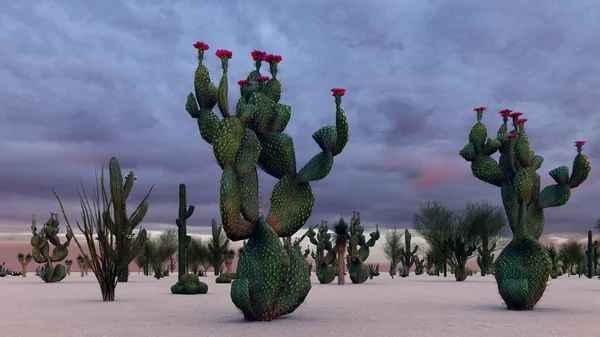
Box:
0 273 597 337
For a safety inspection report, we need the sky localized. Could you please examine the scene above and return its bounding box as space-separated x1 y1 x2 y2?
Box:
2 0 600 238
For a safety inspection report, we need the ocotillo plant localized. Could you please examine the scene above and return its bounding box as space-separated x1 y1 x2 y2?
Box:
367 263 380 279
460 107 591 310
547 245 559 279
447 234 477 281
399 229 418 277
477 239 496 276
30 213 73 283
17 253 32 277
186 42 348 321
346 212 380 284
208 219 229 276
586 230 596 279
307 221 336 284
176 184 194 281
65 260 73 276
414 257 425 275
54 157 152 301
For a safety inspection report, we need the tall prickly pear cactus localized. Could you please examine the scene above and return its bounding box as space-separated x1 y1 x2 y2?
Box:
346 212 380 284
460 107 591 310
399 229 418 277
185 41 348 321
208 219 229 276
176 184 195 281
307 221 336 284
30 213 73 283
586 230 597 279
477 237 496 276
547 245 559 279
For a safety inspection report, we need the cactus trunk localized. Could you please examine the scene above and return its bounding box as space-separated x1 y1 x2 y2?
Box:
336 243 346 285
176 184 195 281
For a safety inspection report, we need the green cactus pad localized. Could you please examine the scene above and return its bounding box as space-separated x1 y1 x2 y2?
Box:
471 156 504 187
213 117 244 167
514 135 532 167
513 167 535 203
258 133 296 179
274 245 312 317
538 184 571 208
220 166 254 241
296 151 334 183
267 175 314 237
197 108 222 144
185 93 199 118
333 105 349 156
264 79 282 102
194 65 218 109
235 128 262 175
483 137 501 156
249 93 276 136
469 122 487 150
271 104 291 133
171 273 208 294
238 168 260 223
218 73 230 117
459 143 477 161
316 265 335 284
569 153 591 188
548 165 569 185
312 126 337 152
236 102 256 124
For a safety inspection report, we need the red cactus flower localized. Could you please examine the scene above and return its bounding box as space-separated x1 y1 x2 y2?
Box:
331 88 346 97
499 109 513 116
263 54 283 63
574 140 586 146
216 49 233 59
193 41 209 50
237 80 251 86
515 118 528 124
508 112 523 118
505 133 519 139
473 106 486 112
256 76 270 82
251 50 267 61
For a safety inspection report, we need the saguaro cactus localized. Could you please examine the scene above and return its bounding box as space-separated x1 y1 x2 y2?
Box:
477 238 496 276
307 221 336 284
17 253 32 277
176 184 195 281
346 212 380 284
185 41 348 321
399 229 418 277
208 219 230 276
586 230 597 279
30 213 73 283
547 245 559 279
460 107 591 310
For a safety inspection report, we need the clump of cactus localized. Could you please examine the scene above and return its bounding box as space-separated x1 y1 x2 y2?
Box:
477 238 495 277
307 221 336 284
185 42 348 321
586 230 597 279
460 107 591 310
65 259 73 275
17 253 32 277
176 184 194 280
414 257 425 275
448 234 477 281
367 263 380 279
346 212 380 283
399 229 418 277
30 213 73 283
171 273 208 294
216 273 234 283
547 245 559 279
208 219 230 276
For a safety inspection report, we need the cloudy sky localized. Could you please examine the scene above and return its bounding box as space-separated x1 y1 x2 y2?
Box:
2 0 600 238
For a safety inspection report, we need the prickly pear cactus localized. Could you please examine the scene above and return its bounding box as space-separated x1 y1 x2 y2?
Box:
460 107 591 310
399 229 418 277
448 234 477 282
30 213 73 283
186 42 348 321
307 221 336 284
367 263 380 279
414 257 425 275
346 212 380 284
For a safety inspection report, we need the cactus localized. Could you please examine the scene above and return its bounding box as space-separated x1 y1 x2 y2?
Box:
414 257 425 275
65 259 73 275
0 262 7 277
585 230 596 279
307 221 336 284
208 219 230 276
398 229 418 277
76 255 90 277
447 234 477 281
460 107 591 310
176 184 195 281
367 263 380 279
477 239 496 276
186 42 348 321
30 213 73 283
17 253 32 277
346 212 380 284
224 249 235 274
547 245 559 279
171 273 208 294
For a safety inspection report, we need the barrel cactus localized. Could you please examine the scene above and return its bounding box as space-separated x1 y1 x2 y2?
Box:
30 213 73 283
171 273 208 294
185 42 348 321
460 107 591 310
346 212 380 283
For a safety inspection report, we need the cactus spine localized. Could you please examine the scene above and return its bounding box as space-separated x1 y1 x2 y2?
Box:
208 219 230 276
30 213 73 283
346 212 380 284
307 221 336 284
586 230 597 278
176 184 195 281
460 107 591 310
399 229 418 277
186 42 348 321
17 253 32 277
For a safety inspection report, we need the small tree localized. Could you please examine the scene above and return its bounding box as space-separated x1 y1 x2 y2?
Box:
187 236 209 275
413 201 455 277
146 229 178 280
382 228 403 279
332 214 350 285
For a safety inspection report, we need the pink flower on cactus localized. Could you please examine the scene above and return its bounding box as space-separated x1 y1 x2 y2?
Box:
507 112 523 118
216 49 233 59
331 88 346 97
237 80 251 86
499 109 512 116
473 106 486 112
575 140 586 146
263 54 283 63
515 118 528 124
505 133 519 139
251 50 267 61
193 41 209 50
256 76 270 82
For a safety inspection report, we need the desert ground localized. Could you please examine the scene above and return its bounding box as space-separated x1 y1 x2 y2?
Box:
0 273 597 337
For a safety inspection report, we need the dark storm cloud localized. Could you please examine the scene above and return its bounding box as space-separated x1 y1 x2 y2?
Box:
1 0 599 235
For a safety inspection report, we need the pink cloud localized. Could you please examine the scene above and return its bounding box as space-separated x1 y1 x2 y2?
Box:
410 165 465 189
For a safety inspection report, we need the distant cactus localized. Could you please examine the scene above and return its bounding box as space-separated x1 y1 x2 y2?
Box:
367 263 380 279
447 234 477 281
216 273 234 283
224 249 235 274
398 229 418 277
307 221 336 284
547 245 559 279
171 273 208 294
76 255 90 277
208 219 230 276
65 259 73 275
346 212 380 284
586 230 597 279
17 253 32 277
414 257 425 275
332 214 351 285
477 240 496 277
30 213 73 283
0 262 7 277
176 184 194 281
